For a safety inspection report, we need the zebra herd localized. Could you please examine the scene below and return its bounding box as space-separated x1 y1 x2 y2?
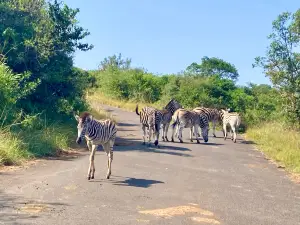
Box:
135 99 241 147
73 99 241 180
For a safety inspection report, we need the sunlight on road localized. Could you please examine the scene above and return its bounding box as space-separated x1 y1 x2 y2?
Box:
138 203 220 224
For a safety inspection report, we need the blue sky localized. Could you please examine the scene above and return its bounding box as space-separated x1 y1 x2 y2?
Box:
63 0 299 85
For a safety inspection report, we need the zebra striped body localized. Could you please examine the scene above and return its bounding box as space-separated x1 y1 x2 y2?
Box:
75 112 117 180
135 105 163 146
193 107 223 137
171 108 209 143
161 99 182 141
221 109 241 143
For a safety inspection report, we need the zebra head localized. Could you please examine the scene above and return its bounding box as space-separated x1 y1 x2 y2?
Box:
199 114 209 143
74 112 93 144
164 99 182 114
201 125 209 143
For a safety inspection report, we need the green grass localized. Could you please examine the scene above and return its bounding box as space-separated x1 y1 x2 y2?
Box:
246 122 300 174
0 106 113 167
87 91 161 112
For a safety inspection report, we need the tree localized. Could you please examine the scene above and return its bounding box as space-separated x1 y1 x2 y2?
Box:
0 0 94 115
98 53 131 71
186 56 239 81
253 10 300 125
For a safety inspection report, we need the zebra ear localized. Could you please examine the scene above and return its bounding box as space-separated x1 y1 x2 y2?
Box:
74 114 80 122
86 114 93 122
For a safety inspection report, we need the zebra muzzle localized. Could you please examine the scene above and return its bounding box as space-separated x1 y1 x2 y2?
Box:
76 137 82 144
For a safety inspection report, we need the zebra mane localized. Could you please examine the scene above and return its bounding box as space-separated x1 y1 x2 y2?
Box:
79 111 93 122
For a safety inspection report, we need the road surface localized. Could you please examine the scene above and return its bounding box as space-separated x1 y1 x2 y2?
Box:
1 104 300 225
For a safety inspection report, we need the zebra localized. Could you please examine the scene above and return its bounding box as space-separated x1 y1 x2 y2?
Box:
74 112 117 180
135 105 164 147
161 99 182 142
221 109 241 143
171 108 209 143
192 107 224 137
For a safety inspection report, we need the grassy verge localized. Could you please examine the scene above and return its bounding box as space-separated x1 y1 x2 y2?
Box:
245 122 300 174
0 122 75 166
87 91 160 112
0 107 112 167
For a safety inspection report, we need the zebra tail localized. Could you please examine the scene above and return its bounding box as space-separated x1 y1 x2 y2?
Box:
135 104 140 116
171 114 178 129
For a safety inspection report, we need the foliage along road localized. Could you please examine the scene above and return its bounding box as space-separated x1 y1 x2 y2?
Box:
0 104 300 225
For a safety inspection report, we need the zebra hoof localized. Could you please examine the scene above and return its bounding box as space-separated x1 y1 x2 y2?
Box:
197 140 200 144
213 134 216 138
142 142 146 145
171 138 174 142
190 139 193 142
154 140 158 146
180 140 183 143
106 175 110 179
165 137 169 142
91 175 94 179
87 176 91 180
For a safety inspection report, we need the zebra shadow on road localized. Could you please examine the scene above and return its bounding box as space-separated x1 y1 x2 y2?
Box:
112 137 194 157
90 175 164 188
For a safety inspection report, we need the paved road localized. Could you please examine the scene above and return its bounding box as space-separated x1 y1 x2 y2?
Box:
1 105 300 225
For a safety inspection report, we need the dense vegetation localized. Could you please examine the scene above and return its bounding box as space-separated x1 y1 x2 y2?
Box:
0 0 299 174
89 9 300 173
0 0 95 165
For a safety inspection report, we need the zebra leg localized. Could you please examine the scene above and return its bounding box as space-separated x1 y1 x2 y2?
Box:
162 124 166 142
194 124 200 144
165 122 170 142
171 124 176 142
212 120 217 137
178 125 184 143
154 130 159 147
231 126 237 143
223 123 227 140
105 140 114 179
190 127 193 142
142 125 146 145
148 127 152 147
87 144 97 180
87 140 92 152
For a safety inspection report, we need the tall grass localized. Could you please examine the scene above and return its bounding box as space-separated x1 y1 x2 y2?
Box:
87 90 161 112
0 107 112 167
246 122 300 173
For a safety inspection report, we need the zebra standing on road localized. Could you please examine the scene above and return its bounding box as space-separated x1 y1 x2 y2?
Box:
221 109 241 143
171 108 209 144
135 105 164 147
74 112 117 180
193 107 223 137
161 99 182 142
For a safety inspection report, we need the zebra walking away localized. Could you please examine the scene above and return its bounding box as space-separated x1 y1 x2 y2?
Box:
171 108 209 143
192 107 223 138
135 105 164 147
161 99 182 141
221 109 241 143
74 112 117 180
